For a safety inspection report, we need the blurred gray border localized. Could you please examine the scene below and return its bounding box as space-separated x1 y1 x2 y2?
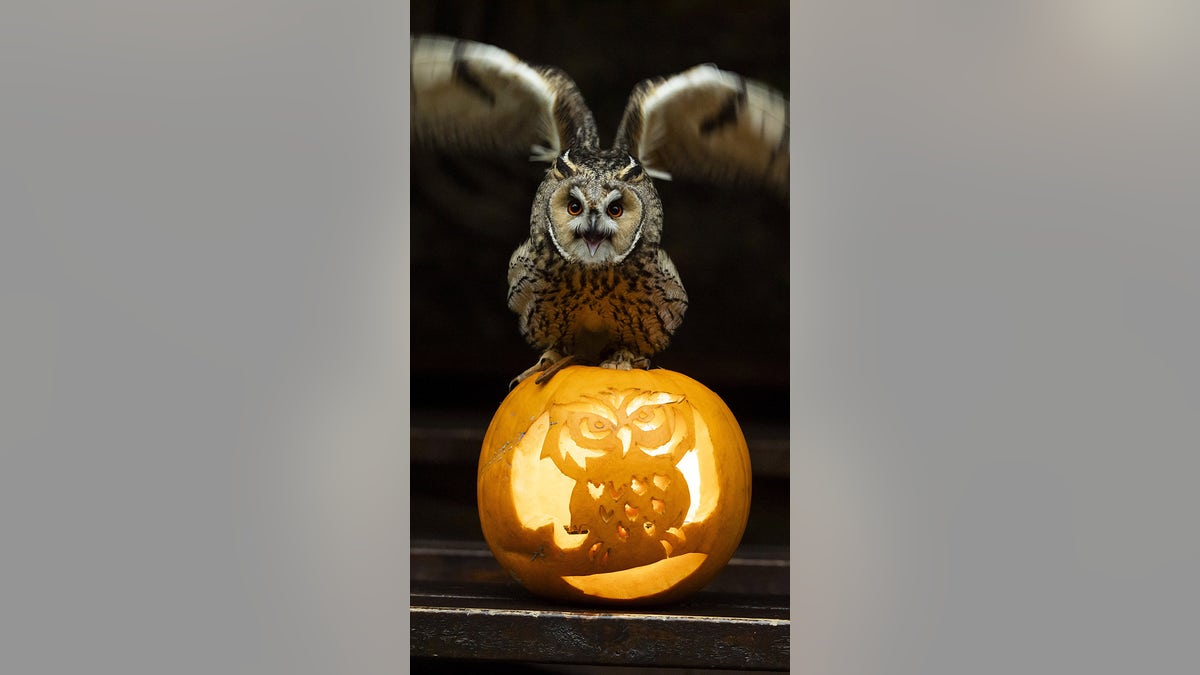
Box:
4 2 1198 674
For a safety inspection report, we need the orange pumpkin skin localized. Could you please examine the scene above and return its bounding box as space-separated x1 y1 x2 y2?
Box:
477 366 752 605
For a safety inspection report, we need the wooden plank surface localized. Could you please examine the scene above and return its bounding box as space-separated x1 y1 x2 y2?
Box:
411 540 790 671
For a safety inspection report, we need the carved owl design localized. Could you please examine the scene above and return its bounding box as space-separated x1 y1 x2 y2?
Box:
543 388 698 569
410 36 789 385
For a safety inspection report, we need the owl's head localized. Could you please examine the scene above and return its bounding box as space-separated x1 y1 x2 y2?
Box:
537 148 661 265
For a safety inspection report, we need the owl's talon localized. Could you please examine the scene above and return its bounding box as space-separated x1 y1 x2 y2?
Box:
600 350 650 371
534 354 577 384
511 350 577 388
511 352 556 388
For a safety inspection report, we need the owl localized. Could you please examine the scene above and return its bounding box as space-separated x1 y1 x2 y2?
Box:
543 388 699 569
410 36 788 386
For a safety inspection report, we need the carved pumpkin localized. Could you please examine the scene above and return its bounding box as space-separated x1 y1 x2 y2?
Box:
477 366 752 604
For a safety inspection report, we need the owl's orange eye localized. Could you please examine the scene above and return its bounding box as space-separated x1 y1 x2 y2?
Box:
606 202 623 218
567 198 583 216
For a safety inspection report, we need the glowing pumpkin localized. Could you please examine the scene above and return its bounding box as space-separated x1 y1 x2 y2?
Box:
477 366 753 605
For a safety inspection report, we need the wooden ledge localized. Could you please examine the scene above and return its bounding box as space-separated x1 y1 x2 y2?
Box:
411 540 790 671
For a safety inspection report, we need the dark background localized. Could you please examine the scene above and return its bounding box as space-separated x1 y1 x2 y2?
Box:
409 0 792 547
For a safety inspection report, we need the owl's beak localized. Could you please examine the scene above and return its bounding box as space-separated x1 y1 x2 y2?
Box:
582 223 607 256
580 214 610 256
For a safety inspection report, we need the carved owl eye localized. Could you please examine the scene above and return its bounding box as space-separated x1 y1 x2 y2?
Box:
567 197 583 216
573 413 614 442
627 404 676 451
629 404 667 432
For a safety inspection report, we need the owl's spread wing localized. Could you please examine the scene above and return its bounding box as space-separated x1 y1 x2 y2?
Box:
411 36 597 161
615 65 789 193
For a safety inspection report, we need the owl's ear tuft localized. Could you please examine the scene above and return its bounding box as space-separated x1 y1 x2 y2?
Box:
616 155 646 182
552 150 579 180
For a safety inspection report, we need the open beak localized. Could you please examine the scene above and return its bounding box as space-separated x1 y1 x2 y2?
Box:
584 235 603 256
582 215 605 256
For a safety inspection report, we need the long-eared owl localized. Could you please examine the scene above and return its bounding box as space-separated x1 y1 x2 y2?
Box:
410 36 788 385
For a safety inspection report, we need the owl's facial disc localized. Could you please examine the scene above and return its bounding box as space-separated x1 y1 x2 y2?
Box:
549 183 643 264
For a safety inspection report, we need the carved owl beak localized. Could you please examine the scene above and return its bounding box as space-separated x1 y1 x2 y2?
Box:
617 427 632 456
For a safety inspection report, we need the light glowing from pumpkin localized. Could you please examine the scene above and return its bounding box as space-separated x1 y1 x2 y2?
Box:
509 400 716 556
478 366 752 605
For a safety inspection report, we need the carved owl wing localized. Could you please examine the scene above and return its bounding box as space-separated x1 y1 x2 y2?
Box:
410 35 598 161
614 65 789 194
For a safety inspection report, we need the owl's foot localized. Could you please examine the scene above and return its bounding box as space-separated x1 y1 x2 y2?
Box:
599 349 650 371
511 349 649 387
510 350 577 388
534 354 578 385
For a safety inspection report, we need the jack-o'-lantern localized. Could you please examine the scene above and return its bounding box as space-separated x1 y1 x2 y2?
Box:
477 366 752 605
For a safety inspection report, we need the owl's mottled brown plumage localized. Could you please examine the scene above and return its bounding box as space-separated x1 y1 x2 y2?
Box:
507 241 687 368
505 149 688 384
410 35 788 385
